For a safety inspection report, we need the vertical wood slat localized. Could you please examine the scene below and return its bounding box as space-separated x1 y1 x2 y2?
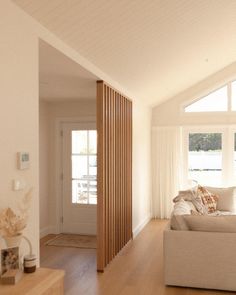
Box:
130 101 133 238
97 81 132 272
122 96 125 248
97 82 105 271
105 85 109 266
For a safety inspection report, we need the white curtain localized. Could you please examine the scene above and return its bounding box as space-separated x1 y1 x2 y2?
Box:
152 126 182 219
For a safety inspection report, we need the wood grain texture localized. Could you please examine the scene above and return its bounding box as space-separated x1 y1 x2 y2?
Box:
40 221 231 295
96 81 105 271
0 268 64 295
97 81 132 271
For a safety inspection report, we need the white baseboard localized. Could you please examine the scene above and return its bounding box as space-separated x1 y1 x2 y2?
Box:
40 225 55 238
132 213 151 238
41 217 151 239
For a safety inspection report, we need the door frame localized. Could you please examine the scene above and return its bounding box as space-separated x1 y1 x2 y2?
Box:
61 121 97 234
53 116 96 234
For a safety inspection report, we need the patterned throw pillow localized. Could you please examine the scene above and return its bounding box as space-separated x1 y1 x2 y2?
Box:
197 185 219 213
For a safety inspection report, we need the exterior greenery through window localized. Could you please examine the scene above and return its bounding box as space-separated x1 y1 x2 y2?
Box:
185 127 236 187
189 133 221 151
188 133 222 186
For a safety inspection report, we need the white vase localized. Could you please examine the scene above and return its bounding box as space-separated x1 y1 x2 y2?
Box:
4 234 23 248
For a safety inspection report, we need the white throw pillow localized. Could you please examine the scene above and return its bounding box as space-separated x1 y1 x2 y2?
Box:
184 215 236 233
173 185 198 203
205 186 236 212
172 198 192 215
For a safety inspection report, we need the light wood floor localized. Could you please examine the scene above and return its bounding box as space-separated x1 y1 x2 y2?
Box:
40 220 232 295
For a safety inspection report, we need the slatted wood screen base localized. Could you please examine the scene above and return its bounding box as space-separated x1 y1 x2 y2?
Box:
97 81 132 272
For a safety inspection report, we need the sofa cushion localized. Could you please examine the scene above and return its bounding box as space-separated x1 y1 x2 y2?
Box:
170 199 192 230
173 187 209 215
172 198 194 215
197 185 219 213
173 190 194 203
173 184 198 203
170 214 189 231
184 215 236 233
205 186 236 212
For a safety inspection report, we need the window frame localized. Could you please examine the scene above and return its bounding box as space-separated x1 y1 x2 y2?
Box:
182 126 236 188
182 80 236 114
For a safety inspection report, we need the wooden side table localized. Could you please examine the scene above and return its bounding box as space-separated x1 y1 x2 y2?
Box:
0 267 65 294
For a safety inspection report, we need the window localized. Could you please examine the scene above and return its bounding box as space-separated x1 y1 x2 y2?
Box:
71 130 97 204
234 133 236 174
184 81 236 113
188 133 222 186
185 86 227 112
184 127 236 187
231 81 236 111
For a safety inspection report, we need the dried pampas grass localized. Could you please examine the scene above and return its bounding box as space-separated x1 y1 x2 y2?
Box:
0 188 33 237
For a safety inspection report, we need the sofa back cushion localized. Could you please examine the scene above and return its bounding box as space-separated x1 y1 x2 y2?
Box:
205 186 236 212
184 215 236 233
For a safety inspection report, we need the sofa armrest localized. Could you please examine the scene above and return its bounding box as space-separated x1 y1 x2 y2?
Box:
164 228 236 291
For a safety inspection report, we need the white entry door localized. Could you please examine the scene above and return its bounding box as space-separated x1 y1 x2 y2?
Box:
62 122 97 235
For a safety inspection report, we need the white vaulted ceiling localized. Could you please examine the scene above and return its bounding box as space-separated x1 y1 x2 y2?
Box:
12 0 236 106
39 40 98 101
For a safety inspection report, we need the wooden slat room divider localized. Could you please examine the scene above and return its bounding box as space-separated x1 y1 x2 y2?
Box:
97 81 132 272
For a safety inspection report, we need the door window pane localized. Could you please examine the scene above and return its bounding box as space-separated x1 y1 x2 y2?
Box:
72 131 87 154
71 130 97 204
88 181 97 204
188 133 222 186
89 131 97 154
72 155 87 179
89 156 97 178
72 180 88 204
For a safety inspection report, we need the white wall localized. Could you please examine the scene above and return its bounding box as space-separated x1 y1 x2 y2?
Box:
39 102 50 236
152 63 236 127
0 0 39 260
151 63 236 221
2 0 152 261
39 99 152 238
39 100 96 237
132 102 152 237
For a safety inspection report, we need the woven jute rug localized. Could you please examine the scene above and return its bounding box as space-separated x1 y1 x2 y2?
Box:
45 234 97 249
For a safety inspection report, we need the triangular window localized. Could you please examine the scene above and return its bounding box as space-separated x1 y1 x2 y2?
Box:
231 81 236 110
184 86 228 112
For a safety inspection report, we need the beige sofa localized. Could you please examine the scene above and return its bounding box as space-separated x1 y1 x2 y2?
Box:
164 224 236 292
164 186 236 292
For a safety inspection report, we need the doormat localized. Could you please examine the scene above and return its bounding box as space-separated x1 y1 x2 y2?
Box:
45 234 97 249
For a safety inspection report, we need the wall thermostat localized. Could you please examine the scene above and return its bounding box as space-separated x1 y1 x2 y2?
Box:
17 152 30 170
